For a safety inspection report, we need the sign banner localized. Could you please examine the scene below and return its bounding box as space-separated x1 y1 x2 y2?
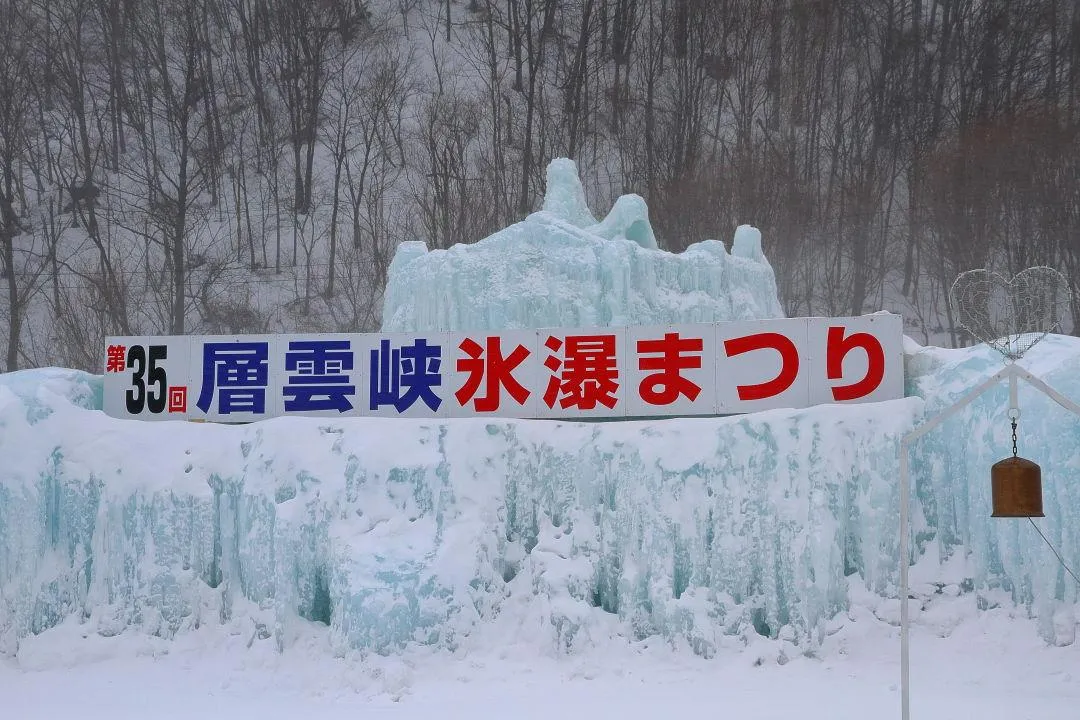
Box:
102 313 904 423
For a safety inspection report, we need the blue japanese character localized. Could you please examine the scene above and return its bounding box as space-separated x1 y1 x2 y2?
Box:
196 342 269 415
369 338 443 412
283 340 356 413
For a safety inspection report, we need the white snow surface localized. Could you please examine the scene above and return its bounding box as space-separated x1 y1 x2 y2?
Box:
381 159 785 332
1 589 1078 719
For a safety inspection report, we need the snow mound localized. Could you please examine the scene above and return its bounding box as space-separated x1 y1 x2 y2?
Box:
0 367 102 419
381 158 784 332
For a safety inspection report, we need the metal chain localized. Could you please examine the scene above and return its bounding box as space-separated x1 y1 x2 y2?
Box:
1011 417 1018 457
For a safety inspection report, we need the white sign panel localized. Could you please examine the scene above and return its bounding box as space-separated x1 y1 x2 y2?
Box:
186 335 281 423
624 323 718 417
103 314 904 423
103 336 192 422
806 313 905 408
715 318 811 415
354 332 451 419
445 329 541 419
533 327 632 420
273 334 363 418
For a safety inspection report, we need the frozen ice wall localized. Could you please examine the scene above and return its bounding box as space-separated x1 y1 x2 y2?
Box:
381 158 785 333
1 367 918 657
4 336 1080 658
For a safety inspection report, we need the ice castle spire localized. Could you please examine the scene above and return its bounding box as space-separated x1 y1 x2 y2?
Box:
540 158 598 228
381 158 785 332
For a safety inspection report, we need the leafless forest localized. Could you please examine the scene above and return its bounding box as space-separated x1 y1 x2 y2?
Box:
1 0 1078 372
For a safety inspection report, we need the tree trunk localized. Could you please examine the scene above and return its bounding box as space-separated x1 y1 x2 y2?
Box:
173 137 189 335
2 232 18 371
328 151 343 296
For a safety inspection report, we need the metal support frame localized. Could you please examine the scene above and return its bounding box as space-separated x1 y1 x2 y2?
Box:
899 362 1080 720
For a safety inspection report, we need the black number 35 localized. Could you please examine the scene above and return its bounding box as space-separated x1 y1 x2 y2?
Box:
126 344 168 414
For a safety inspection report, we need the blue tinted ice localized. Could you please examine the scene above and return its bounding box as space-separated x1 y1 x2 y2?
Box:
381 159 784 333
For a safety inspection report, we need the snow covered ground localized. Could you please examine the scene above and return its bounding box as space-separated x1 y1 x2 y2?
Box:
2 593 1078 719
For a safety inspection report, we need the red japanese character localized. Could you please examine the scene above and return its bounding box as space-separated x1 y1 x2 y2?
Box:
543 334 619 410
168 386 188 413
455 336 531 411
827 326 885 401
723 332 800 401
637 333 703 405
106 344 127 373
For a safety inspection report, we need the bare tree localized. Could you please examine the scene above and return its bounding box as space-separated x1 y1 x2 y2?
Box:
4 0 1080 370
114 0 220 335
0 2 35 370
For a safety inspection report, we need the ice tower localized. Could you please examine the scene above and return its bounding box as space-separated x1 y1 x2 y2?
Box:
381 158 785 333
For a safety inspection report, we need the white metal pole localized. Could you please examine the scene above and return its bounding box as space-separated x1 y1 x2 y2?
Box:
898 363 1014 720
1016 366 1080 417
1009 369 1019 413
900 439 911 720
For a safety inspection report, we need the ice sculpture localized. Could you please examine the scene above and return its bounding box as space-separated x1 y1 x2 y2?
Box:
540 158 597 229
0 368 919 657
3 335 1080 658
3 155 1080 658
381 158 785 333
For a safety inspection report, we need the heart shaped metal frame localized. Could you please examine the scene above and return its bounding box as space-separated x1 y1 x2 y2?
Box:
949 267 1073 361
